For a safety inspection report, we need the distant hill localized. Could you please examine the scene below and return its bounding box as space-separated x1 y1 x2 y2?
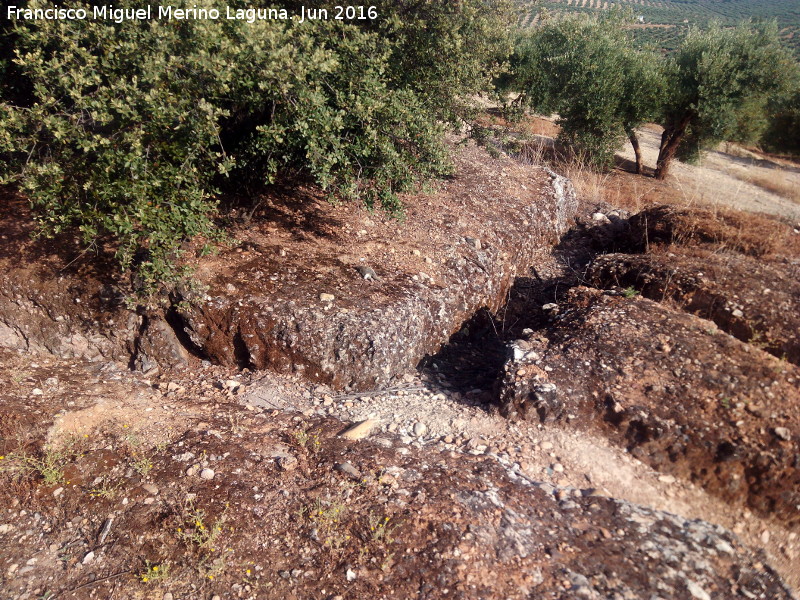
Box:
516 0 800 55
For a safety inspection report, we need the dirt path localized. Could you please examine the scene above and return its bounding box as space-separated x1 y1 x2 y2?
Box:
235 228 800 594
617 126 800 221
243 368 800 593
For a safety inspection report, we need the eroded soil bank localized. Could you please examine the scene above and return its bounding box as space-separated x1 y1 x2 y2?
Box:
0 144 577 391
2 141 800 598
495 199 800 522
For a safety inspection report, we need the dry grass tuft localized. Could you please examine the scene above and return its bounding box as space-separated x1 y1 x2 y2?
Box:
737 172 800 204
561 160 613 206
516 138 615 205
628 204 800 258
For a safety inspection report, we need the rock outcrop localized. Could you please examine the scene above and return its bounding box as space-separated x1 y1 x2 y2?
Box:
496 287 800 525
0 146 577 388
171 147 577 390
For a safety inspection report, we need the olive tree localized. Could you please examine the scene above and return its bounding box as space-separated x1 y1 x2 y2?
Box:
761 86 800 156
656 21 796 179
508 13 664 172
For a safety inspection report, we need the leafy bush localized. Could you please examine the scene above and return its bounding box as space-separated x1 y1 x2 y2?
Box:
761 87 800 156
0 0 512 296
371 0 514 124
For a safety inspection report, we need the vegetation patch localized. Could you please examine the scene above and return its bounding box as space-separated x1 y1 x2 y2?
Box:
0 0 513 296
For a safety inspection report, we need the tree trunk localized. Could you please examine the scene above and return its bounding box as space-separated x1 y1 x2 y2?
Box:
627 129 643 175
655 113 693 180
655 128 681 180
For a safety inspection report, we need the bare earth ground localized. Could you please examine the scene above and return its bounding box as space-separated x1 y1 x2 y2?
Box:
1 335 798 598
1 135 800 599
614 125 800 222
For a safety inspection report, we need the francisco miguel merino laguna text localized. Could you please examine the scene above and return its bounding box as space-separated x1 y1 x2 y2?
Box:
6 5 379 24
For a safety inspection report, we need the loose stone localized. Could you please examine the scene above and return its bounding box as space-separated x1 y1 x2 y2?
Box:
334 462 361 480
773 427 791 441
339 419 378 441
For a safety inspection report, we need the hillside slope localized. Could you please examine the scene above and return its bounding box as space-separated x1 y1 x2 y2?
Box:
517 0 800 54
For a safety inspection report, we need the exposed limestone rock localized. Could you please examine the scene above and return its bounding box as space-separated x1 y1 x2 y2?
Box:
0 147 577 388
173 150 578 390
134 316 189 371
496 286 800 525
495 349 561 422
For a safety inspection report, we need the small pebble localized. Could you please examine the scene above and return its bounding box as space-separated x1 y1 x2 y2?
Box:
339 419 378 441
335 462 361 480
224 379 241 392
773 427 791 441
200 468 215 480
686 580 711 600
277 455 298 471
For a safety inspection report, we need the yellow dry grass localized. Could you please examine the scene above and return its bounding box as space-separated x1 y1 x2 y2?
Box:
734 171 800 204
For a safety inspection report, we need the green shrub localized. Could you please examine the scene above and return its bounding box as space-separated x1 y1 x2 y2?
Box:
761 88 800 156
0 0 512 297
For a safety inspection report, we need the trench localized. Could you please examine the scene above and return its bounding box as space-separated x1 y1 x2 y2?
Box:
164 306 209 362
416 218 603 408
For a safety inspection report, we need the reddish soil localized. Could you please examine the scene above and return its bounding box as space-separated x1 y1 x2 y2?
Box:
1 350 794 600
0 191 136 366
498 286 800 525
586 248 800 364
2 128 800 599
